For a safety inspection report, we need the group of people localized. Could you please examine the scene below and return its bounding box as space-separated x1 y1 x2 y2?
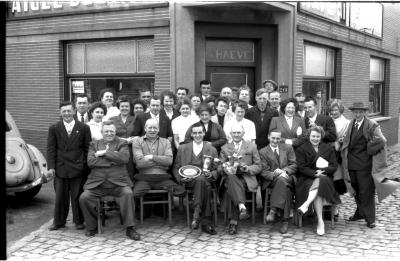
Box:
46 79 387 241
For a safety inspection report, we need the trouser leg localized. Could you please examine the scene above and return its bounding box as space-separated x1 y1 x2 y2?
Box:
225 175 246 221
53 176 70 226
192 176 212 223
132 180 152 197
69 176 85 225
113 186 135 227
351 170 375 223
79 188 106 231
155 179 186 196
270 176 294 219
349 170 362 218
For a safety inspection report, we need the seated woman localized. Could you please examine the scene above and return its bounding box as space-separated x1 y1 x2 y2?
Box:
109 95 137 182
295 126 341 236
269 97 306 148
87 102 107 141
184 104 227 152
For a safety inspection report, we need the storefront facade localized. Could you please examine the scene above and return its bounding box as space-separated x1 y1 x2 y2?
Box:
6 1 400 153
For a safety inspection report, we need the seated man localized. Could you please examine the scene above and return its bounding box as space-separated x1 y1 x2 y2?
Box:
259 130 297 234
173 122 219 235
132 118 185 197
219 124 262 235
79 120 140 240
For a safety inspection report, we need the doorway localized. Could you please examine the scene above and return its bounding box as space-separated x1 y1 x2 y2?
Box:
206 66 255 103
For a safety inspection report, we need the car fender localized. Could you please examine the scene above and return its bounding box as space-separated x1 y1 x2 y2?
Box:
27 144 54 183
6 138 34 186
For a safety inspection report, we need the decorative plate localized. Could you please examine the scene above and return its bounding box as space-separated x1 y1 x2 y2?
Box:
178 165 202 179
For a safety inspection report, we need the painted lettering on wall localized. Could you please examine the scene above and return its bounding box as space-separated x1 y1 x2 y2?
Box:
206 40 254 63
215 49 252 61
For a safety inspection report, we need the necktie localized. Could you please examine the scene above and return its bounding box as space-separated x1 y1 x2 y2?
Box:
354 122 359 131
274 148 280 166
81 114 85 123
234 143 240 153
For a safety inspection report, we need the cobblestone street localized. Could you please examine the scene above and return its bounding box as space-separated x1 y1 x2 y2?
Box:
7 146 400 260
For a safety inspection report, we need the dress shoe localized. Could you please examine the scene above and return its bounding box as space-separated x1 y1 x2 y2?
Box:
366 222 376 228
239 209 250 220
85 230 97 237
228 223 237 235
126 227 141 241
48 224 65 231
279 221 289 234
334 214 339 222
191 219 200 230
348 214 363 221
316 221 325 236
201 224 217 235
75 223 85 230
298 205 308 215
265 209 276 223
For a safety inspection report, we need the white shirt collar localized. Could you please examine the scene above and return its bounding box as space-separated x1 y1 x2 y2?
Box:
309 113 317 124
193 142 203 156
355 117 364 129
270 144 279 153
150 112 159 119
63 119 75 128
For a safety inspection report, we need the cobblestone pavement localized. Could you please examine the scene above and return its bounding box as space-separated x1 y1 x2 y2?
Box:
7 145 400 260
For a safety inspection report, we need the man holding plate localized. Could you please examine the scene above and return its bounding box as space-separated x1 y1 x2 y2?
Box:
173 122 219 235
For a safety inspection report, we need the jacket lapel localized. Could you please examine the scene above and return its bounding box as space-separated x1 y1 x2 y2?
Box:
280 116 291 133
68 122 80 145
266 145 279 167
58 121 69 147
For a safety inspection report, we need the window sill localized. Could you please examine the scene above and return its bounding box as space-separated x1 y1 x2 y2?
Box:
370 116 391 122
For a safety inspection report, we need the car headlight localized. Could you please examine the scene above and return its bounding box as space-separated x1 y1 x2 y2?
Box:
6 155 16 164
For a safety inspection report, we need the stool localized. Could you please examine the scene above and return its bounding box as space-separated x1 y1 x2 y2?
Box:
96 196 123 234
224 190 256 225
139 189 172 225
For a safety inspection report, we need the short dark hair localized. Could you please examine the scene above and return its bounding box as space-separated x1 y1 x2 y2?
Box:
200 80 211 86
280 97 298 114
255 88 268 97
215 96 229 107
204 96 216 104
190 93 202 100
74 94 89 104
150 95 160 103
88 101 107 120
98 88 115 101
176 87 189 95
304 96 317 105
176 98 192 111
139 88 151 94
116 95 131 110
232 100 248 112
198 103 213 115
102 120 116 129
191 122 206 134
132 98 147 113
160 90 177 105
295 92 305 98
59 101 73 109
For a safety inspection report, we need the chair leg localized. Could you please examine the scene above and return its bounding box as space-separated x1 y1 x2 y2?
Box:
168 192 172 226
97 199 102 234
252 192 255 225
331 205 335 228
298 212 303 228
185 193 190 228
140 196 144 224
263 191 268 225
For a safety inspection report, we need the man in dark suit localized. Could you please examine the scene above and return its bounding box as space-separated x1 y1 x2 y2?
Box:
245 88 279 150
79 121 140 239
173 122 219 235
219 124 262 235
47 101 92 231
259 130 297 234
342 102 386 229
134 95 173 142
73 94 89 123
199 80 215 102
303 96 337 144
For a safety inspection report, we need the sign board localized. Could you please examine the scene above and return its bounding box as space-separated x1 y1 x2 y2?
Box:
279 85 288 93
206 40 254 63
72 80 85 94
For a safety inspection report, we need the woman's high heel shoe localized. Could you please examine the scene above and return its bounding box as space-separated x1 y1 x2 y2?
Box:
298 205 308 215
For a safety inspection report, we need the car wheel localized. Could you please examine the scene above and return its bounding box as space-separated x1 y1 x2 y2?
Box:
15 185 42 200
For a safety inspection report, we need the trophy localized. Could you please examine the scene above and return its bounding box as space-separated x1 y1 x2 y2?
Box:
223 153 242 175
202 155 213 172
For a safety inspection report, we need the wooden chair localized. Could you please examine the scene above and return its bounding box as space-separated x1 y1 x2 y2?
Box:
138 189 172 225
96 196 123 234
295 204 336 228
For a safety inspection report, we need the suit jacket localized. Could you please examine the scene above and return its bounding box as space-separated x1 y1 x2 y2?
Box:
269 115 306 148
183 121 227 150
173 142 219 183
160 108 180 121
219 141 262 192
304 114 337 144
109 114 136 138
259 144 297 190
245 106 279 150
134 112 173 139
47 120 92 179
84 137 132 189
73 112 88 124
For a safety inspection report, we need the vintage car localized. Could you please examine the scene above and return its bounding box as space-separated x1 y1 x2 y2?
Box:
6 110 53 199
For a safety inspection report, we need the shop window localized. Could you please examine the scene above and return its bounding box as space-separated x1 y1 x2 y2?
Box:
66 39 154 102
369 57 385 115
303 44 335 115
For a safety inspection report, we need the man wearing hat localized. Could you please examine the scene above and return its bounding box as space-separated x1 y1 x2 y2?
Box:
341 102 387 228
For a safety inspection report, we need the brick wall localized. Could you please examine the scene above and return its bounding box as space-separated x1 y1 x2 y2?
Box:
6 4 171 154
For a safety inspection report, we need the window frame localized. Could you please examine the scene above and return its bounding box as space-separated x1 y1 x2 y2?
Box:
368 57 386 116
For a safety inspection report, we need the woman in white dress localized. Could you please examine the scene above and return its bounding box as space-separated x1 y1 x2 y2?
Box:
172 98 199 149
99 88 120 121
224 100 256 143
87 102 107 141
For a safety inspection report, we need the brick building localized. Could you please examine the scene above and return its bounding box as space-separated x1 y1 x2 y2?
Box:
6 1 400 153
